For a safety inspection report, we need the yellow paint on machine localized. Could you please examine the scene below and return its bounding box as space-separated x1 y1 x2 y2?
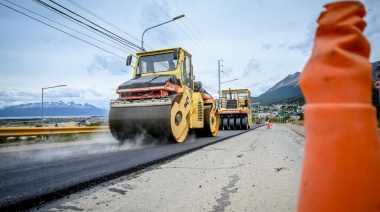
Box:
219 89 253 129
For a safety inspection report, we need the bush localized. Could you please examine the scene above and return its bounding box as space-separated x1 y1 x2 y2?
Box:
299 112 304 121
57 133 92 141
88 121 108 126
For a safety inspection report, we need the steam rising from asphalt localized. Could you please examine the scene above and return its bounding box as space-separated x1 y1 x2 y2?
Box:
186 131 197 143
7 132 159 163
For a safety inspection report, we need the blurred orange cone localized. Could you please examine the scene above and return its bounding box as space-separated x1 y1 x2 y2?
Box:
267 121 271 129
298 1 380 211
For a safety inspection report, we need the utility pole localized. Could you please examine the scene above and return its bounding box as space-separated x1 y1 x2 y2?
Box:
218 59 223 108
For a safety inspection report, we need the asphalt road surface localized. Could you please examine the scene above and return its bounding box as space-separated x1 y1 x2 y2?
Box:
0 125 265 211
37 123 305 212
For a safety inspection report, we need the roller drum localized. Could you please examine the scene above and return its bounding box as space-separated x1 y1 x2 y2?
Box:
109 104 172 142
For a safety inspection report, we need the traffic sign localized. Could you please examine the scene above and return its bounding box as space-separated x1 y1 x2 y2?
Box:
373 79 380 90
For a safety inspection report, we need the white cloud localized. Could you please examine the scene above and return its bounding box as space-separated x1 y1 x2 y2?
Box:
87 54 129 75
0 0 378 110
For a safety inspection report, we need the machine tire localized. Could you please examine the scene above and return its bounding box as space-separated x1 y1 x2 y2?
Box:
228 117 235 130
223 118 229 130
170 95 189 142
242 116 248 130
196 107 219 137
235 117 241 130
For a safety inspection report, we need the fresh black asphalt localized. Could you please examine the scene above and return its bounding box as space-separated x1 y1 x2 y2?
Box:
0 124 263 211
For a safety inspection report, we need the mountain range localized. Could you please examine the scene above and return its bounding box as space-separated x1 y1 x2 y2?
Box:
0 101 108 117
251 72 304 106
254 60 380 106
4 61 379 117
1 74 303 117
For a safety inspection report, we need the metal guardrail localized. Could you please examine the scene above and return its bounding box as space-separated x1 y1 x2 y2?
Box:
0 126 110 137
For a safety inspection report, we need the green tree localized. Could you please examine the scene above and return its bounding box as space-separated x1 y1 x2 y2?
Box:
299 112 304 121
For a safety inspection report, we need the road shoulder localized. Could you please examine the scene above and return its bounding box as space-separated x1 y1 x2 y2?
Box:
44 125 305 212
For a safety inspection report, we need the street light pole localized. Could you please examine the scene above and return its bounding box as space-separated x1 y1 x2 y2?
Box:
218 59 223 108
42 85 67 126
141 14 185 51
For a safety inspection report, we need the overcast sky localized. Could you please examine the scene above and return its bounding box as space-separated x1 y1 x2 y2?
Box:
1 0 379 109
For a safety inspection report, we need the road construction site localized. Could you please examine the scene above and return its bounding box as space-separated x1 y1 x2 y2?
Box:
8 123 305 212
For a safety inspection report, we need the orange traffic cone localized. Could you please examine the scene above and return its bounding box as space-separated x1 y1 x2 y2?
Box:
298 1 380 211
266 121 271 129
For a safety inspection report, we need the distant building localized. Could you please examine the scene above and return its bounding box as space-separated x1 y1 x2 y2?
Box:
371 61 380 120
371 61 380 80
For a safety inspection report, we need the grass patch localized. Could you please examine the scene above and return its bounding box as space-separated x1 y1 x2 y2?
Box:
0 136 39 144
50 133 93 142
1 133 94 144
293 120 304 125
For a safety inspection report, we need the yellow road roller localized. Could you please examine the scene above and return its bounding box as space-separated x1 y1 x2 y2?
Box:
109 47 219 143
219 89 252 130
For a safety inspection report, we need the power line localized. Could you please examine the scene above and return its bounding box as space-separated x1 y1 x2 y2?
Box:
47 0 141 50
161 0 215 57
65 0 140 44
64 0 158 52
158 1 239 91
5 0 136 56
0 2 127 60
32 0 141 52
201 83 218 93
166 1 241 82
3 0 232 85
151 1 230 94
153 0 217 66
167 0 222 60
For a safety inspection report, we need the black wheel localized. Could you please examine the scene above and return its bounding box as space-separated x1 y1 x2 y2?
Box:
195 107 219 137
242 116 248 130
223 118 229 130
235 117 241 130
228 117 235 130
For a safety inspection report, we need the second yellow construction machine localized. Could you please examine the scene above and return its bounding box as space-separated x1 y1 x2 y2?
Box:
109 47 219 143
219 89 252 130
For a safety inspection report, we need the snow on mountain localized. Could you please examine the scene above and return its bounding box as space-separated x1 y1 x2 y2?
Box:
0 101 107 117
